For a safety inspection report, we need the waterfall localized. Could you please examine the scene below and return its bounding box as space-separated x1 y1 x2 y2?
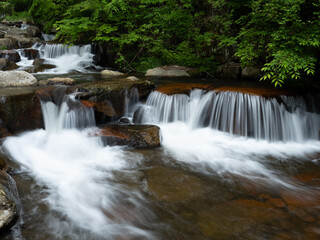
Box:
123 87 140 120
17 43 95 73
40 87 96 133
135 90 320 142
2 87 156 239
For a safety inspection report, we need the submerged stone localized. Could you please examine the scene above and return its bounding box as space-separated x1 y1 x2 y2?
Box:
197 198 289 239
146 166 208 203
155 83 213 95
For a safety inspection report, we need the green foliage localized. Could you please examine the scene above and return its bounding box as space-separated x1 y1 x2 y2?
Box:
5 0 320 86
230 0 320 86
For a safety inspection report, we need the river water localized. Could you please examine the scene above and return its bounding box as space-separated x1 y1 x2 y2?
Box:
1 43 320 239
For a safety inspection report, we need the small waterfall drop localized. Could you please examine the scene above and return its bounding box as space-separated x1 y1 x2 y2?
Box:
123 87 140 120
40 87 96 133
18 43 95 73
136 90 320 142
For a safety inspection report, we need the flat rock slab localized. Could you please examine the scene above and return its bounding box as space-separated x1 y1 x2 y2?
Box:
0 71 37 87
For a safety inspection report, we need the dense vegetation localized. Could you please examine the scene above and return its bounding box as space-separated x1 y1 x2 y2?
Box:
1 0 320 86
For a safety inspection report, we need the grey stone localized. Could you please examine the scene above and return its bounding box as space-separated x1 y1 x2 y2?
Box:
0 71 37 87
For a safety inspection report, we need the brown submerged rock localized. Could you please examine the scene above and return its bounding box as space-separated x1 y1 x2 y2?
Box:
197 198 290 239
98 124 161 148
146 166 207 203
214 86 293 97
155 83 214 95
0 171 21 231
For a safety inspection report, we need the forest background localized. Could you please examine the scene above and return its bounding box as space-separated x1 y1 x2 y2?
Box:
1 0 320 86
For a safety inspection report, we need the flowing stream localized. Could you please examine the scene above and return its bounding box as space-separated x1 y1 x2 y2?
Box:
1 80 320 239
17 43 96 74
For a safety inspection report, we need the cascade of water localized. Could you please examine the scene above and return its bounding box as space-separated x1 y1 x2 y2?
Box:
135 90 320 142
123 88 140 120
17 43 95 73
40 87 96 133
3 87 157 239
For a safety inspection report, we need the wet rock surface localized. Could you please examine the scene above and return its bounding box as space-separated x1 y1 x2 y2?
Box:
155 83 214 95
146 166 207 203
0 50 21 62
0 87 43 133
73 79 155 118
98 124 161 148
0 171 21 232
23 49 39 60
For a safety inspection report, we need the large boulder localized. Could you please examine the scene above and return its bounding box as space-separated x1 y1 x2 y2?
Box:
73 78 155 121
216 62 241 79
145 65 192 77
0 50 21 62
0 87 43 133
98 124 161 148
0 171 21 231
0 71 37 87
0 38 18 50
0 59 18 71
